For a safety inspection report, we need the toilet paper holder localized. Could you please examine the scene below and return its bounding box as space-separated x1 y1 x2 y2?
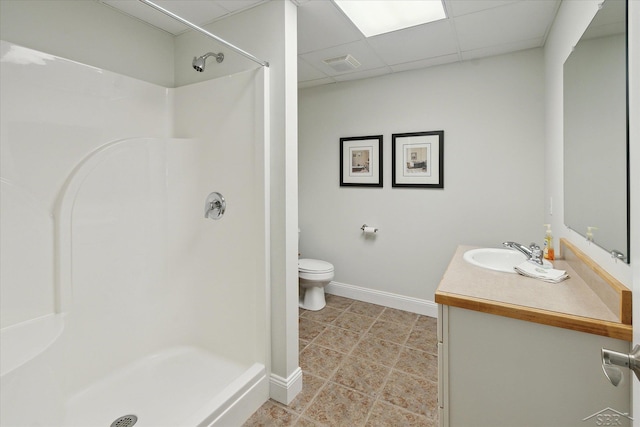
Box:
361 224 378 233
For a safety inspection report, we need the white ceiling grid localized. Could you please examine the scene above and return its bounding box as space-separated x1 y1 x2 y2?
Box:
101 0 561 88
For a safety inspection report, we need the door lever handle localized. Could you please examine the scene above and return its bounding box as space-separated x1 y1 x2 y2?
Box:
601 345 640 386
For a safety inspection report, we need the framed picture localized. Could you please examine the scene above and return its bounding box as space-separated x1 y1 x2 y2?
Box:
340 135 383 187
392 131 444 188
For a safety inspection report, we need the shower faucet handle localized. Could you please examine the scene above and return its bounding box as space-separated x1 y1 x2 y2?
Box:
204 192 226 220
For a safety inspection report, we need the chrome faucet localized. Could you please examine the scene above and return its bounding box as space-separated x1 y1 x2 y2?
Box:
503 241 544 265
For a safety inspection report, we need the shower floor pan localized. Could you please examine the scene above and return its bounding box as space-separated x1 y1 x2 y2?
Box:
62 346 264 426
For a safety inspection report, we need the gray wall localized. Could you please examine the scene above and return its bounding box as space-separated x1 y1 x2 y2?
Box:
299 48 545 303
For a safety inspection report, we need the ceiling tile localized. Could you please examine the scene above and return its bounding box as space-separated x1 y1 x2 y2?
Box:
445 0 517 17
299 77 337 89
103 0 266 35
367 19 458 66
453 1 558 52
460 37 542 60
102 0 561 88
390 53 460 73
298 58 328 82
103 1 187 34
333 66 392 83
299 40 387 77
214 1 266 14
149 1 229 25
297 0 363 54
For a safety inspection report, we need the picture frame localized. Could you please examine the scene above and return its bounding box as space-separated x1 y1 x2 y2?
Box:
392 131 444 188
340 135 383 187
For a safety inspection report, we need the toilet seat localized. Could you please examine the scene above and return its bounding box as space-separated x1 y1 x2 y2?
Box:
298 259 334 274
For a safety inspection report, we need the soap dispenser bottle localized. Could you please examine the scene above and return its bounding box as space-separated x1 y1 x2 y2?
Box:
543 224 554 261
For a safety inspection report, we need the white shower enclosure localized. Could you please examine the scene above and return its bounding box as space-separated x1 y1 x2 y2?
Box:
0 39 270 426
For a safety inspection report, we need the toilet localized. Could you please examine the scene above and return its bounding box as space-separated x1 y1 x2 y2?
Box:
298 258 334 311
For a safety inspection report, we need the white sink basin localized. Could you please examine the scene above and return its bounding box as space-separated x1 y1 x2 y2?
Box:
463 248 552 273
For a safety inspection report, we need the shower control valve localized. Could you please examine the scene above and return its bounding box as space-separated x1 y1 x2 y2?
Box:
204 192 226 220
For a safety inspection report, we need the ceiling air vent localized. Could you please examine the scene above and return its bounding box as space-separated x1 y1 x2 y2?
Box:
323 54 361 72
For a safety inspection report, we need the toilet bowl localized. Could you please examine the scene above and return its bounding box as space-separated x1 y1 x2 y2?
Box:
298 258 334 311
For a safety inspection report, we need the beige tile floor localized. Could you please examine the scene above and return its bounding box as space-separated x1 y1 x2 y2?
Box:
244 295 439 427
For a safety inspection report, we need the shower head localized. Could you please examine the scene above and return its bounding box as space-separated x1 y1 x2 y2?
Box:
192 52 224 72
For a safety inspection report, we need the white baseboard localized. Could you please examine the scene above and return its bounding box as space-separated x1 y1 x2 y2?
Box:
269 367 303 405
326 281 438 318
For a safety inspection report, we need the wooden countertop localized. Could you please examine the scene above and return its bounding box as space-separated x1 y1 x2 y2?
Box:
435 239 632 341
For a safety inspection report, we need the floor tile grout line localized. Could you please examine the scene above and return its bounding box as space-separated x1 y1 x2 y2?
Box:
300 299 383 426
297 374 330 423
322 304 421 425
249 298 438 426
364 306 440 420
364 316 420 423
296 299 355 424
312 302 433 389
307 302 385 358
296 297 438 425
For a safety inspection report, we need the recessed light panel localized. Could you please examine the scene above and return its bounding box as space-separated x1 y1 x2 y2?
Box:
334 0 446 37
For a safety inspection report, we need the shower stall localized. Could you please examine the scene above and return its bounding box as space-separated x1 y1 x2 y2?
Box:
0 2 271 425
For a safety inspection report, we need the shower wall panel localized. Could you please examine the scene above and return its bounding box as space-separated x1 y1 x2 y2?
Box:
1 41 269 398
60 138 179 391
172 69 269 367
0 40 171 329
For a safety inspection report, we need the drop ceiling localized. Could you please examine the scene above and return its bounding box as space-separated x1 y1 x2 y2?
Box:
101 0 561 88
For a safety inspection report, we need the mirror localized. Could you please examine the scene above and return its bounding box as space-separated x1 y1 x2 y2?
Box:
563 0 629 262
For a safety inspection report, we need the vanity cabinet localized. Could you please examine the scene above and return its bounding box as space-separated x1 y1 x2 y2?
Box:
437 305 630 427
435 241 633 427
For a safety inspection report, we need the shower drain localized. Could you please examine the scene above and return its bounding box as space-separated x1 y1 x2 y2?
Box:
110 415 138 427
